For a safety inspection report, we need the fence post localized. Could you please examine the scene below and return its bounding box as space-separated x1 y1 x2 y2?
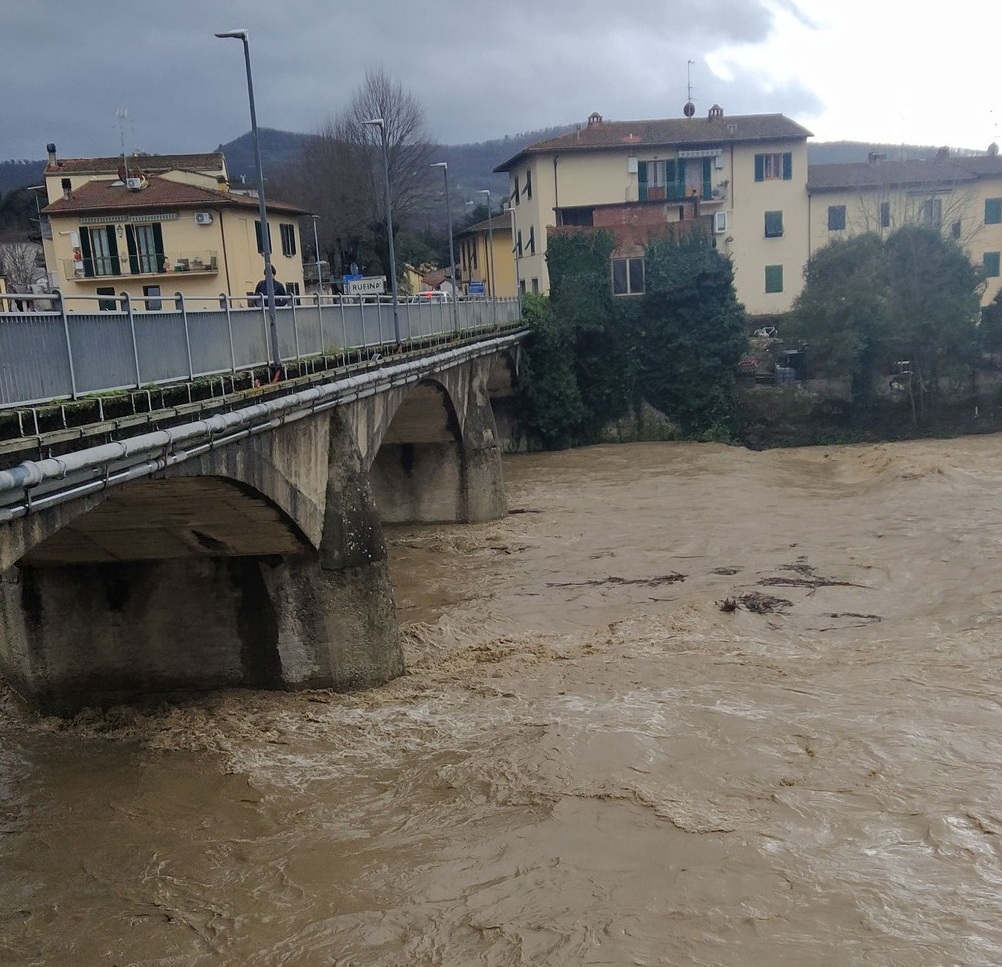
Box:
176 291 194 379
317 291 325 356
55 289 79 400
122 291 142 388
221 293 236 373
290 293 301 362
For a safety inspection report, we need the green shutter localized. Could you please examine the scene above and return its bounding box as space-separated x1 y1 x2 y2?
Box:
80 227 94 277
754 154 764 182
782 152 792 180
675 161 686 201
106 226 120 275
986 198 1002 225
702 158 712 199
152 223 165 272
765 264 783 293
984 252 1001 277
638 161 648 201
125 225 140 275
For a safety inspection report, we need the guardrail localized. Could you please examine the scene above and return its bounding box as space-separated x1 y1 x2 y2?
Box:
0 290 522 409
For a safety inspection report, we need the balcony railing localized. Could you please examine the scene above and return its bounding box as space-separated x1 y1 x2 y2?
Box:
62 251 219 280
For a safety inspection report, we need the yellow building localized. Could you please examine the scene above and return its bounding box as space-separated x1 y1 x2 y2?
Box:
457 212 517 297
807 151 1002 305
495 108 813 314
39 146 306 309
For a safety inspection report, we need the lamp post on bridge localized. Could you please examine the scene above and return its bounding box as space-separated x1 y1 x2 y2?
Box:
477 188 497 326
431 161 459 335
362 117 402 347
214 28 282 379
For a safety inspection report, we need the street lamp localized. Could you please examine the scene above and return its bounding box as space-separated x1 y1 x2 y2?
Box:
431 161 459 334
477 188 497 326
508 205 521 302
362 117 401 346
215 28 282 379
310 213 325 345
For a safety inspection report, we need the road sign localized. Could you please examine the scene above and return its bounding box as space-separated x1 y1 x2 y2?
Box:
345 276 386 296
342 273 363 284
468 281 485 295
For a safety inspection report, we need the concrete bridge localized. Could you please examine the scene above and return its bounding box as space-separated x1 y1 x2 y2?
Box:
0 333 524 714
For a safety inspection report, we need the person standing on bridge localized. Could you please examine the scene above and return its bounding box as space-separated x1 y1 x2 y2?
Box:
254 266 289 307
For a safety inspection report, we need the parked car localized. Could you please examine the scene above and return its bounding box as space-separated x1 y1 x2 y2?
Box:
410 290 452 304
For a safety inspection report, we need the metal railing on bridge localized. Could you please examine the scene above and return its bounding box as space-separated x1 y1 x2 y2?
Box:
0 291 522 409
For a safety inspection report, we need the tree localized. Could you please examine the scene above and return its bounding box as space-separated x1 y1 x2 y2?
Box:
274 69 434 286
791 226 982 422
637 232 747 437
0 235 44 293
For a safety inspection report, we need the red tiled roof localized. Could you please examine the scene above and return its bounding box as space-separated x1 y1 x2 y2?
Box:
43 176 308 216
46 153 226 176
495 113 812 171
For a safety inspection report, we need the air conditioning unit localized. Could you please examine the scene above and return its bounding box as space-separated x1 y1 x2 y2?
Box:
194 212 213 225
126 177 143 191
712 211 728 234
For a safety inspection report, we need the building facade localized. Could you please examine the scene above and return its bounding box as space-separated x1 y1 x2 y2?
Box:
39 146 306 310
456 212 517 297
497 110 1002 314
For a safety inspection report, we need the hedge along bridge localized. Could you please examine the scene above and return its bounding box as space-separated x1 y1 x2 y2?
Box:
0 290 521 408
0 294 526 715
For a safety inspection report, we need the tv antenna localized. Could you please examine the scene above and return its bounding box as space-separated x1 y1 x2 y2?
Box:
683 60 696 117
117 109 131 179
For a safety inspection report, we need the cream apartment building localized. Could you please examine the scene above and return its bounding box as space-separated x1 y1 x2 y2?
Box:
456 212 517 297
495 108 813 314
39 145 306 310
497 110 1002 314
807 151 1002 305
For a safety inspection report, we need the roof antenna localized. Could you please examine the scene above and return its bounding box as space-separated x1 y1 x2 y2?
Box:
117 109 130 181
683 60 696 117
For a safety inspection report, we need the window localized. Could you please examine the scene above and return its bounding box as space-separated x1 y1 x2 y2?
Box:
765 265 784 293
951 220 962 240
255 220 272 253
984 252 1001 277
827 205 846 231
519 279 526 294
754 152 792 182
764 210 783 238
986 198 1002 225
526 225 536 255
516 229 523 257
126 223 165 274
513 174 520 206
920 198 942 227
880 201 891 229
531 277 539 294
80 225 121 277
612 257 645 296
280 223 297 257
286 281 301 297
559 208 594 227
96 286 117 311
143 284 162 311
524 169 532 201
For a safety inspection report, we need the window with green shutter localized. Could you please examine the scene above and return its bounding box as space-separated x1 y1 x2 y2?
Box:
754 152 792 182
765 264 783 293
984 252 1001 277
255 220 272 254
986 198 1002 225
764 211 783 237
828 205 847 231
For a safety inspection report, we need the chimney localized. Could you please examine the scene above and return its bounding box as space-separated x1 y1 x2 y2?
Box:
60 177 72 200
708 104 723 120
46 143 57 167
868 152 886 164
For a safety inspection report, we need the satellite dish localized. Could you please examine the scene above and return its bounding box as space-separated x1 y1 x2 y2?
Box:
683 101 696 118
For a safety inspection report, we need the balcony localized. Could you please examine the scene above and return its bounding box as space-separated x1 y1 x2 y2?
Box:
63 251 219 281
641 183 727 204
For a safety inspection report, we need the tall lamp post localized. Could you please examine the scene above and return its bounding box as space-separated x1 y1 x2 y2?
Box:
362 118 401 346
431 161 459 334
310 213 325 342
477 188 497 326
214 28 281 378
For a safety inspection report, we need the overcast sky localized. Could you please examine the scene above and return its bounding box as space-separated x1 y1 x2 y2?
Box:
5 0 998 163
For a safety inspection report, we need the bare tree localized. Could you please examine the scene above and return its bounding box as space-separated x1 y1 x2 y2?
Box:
0 235 44 293
274 68 434 285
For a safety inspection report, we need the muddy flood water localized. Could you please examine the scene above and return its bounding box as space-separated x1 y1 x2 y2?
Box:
3 438 1002 966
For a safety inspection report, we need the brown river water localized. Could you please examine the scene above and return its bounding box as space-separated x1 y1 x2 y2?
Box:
3 438 1002 966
